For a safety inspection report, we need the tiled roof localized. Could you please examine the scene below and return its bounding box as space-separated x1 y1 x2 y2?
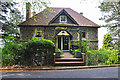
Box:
19 7 99 27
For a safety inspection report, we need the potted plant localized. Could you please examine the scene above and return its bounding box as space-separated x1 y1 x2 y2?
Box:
75 49 82 58
55 49 64 58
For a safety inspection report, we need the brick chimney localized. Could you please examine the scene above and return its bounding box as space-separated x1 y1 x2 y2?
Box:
26 2 31 20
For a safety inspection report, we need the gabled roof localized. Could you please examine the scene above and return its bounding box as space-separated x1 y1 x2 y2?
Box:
18 7 99 27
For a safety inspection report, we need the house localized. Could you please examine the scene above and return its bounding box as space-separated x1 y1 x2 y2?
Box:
18 6 100 51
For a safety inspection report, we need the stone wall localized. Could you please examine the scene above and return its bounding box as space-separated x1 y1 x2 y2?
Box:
20 27 35 41
87 28 98 50
87 28 98 41
20 26 98 50
44 27 55 41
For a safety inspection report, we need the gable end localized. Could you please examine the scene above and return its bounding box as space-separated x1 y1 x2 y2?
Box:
48 9 79 25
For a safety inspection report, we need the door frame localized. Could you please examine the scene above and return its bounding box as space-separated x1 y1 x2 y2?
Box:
57 36 70 51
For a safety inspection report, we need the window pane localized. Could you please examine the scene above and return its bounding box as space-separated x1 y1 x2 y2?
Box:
60 15 67 22
35 31 42 37
61 16 65 21
82 32 86 38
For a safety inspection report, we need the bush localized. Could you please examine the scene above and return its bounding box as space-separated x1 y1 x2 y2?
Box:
2 41 25 66
2 36 55 66
23 38 55 66
71 40 89 53
86 48 119 66
102 34 113 49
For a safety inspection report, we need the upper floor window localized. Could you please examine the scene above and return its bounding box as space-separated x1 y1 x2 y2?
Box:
60 15 67 23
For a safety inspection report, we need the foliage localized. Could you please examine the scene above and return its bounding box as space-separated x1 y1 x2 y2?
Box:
2 41 25 66
86 47 119 66
22 38 55 66
56 48 64 54
102 34 113 49
2 35 25 66
99 1 120 36
72 40 90 53
0 1 23 36
21 0 53 14
2 37 55 66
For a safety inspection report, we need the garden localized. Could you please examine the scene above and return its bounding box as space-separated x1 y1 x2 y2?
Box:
1 33 120 67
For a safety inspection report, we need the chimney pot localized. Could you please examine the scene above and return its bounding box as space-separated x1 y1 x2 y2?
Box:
80 12 83 15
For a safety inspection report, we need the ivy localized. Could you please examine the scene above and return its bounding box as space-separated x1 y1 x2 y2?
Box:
102 34 113 49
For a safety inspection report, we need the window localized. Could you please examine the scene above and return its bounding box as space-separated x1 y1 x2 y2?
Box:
82 31 86 39
77 29 86 40
60 15 67 23
35 30 42 38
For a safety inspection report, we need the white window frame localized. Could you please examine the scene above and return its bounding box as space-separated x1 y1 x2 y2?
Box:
34 29 42 39
59 15 67 23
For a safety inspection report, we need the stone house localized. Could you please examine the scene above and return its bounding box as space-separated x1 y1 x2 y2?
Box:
18 7 100 51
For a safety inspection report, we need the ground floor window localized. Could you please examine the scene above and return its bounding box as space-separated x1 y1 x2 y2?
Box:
82 31 86 39
34 29 42 38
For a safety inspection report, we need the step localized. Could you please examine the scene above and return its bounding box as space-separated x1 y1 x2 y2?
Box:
55 61 84 64
54 61 85 66
55 58 83 61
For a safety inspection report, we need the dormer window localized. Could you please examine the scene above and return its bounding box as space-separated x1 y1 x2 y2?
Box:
60 15 67 23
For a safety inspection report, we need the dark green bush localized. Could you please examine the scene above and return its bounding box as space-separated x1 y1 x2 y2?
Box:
23 38 55 66
2 36 55 66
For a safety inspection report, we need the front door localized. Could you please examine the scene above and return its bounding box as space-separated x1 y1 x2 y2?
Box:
63 37 69 50
57 36 69 50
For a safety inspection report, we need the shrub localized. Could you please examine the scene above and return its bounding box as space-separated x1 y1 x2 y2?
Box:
86 48 119 66
102 34 113 49
2 41 25 66
23 38 55 66
2 36 55 66
71 40 89 53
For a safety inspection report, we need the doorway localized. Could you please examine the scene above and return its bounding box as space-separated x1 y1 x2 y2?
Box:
57 36 69 50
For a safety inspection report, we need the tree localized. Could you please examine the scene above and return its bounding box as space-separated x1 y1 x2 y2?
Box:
0 0 53 36
102 34 113 49
99 1 120 36
0 1 23 37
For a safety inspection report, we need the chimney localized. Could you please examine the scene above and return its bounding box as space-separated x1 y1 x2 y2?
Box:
26 2 31 20
80 12 83 15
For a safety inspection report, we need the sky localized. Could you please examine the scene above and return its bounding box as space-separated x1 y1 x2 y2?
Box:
1 0 108 49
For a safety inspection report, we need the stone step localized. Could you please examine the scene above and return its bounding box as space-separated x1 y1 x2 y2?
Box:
55 58 83 61
55 61 84 64
54 61 85 66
